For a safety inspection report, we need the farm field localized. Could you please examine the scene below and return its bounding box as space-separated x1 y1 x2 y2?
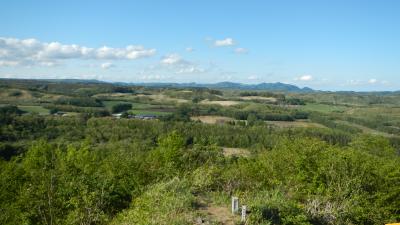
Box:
138 94 189 103
239 96 277 102
18 105 50 115
191 116 235 124
300 103 349 113
265 120 326 128
336 120 395 137
199 100 241 106
128 109 172 116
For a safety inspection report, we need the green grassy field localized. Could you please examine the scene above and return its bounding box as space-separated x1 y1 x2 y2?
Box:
336 120 394 137
265 120 327 128
128 109 172 116
18 105 50 115
301 103 348 113
103 100 168 110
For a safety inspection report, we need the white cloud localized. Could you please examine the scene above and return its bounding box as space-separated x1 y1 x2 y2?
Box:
161 54 186 65
347 79 362 85
101 62 114 69
214 38 235 47
247 75 259 80
0 61 19 66
160 53 205 75
342 78 392 87
141 74 163 80
176 66 205 74
234 47 248 54
368 78 377 84
185 47 194 52
296 75 313 81
0 37 156 66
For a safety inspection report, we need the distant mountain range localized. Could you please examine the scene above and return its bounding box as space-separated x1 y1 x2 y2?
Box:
120 81 315 92
4 78 400 93
2 78 314 92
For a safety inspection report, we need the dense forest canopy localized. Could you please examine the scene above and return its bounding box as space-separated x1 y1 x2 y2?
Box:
0 79 399 225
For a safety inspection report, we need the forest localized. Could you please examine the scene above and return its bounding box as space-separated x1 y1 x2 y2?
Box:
0 79 399 225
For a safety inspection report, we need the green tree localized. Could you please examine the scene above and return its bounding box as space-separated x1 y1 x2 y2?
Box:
111 103 132 113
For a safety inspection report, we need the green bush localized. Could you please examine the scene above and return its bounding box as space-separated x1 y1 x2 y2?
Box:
111 103 132 113
55 97 103 107
111 178 195 225
8 90 22 97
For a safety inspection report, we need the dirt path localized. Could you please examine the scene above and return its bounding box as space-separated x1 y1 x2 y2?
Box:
222 147 250 157
198 205 236 225
195 196 238 225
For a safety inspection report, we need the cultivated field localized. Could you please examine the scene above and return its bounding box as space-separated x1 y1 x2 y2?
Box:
199 100 240 106
191 116 234 124
240 96 277 102
266 120 326 128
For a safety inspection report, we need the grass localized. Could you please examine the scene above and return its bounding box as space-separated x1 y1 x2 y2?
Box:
128 109 172 116
301 103 348 113
336 120 394 137
136 94 189 104
265 120 326 128
18 105 50 115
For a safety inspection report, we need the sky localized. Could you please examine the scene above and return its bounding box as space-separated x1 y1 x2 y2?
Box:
0 0 399 91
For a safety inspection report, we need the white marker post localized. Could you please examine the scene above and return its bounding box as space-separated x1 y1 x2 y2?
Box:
241 205 247 222
231 197 239 214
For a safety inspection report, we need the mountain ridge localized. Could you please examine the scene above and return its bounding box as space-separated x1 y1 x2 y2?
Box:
121 81 316 92
1 78 315 92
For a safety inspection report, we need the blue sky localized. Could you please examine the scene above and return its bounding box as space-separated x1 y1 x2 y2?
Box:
0 0 399 91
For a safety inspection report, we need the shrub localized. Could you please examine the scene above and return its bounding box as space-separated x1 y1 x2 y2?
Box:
111 103 132 113
54 97 103 107
111 178 195 225
8 90 22 97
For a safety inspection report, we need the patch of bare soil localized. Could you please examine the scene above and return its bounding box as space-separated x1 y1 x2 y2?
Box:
200 100 240 106
222 147 250 157
191 116 234 124
146 94 189 103
240 96 277 102
195 197 237 225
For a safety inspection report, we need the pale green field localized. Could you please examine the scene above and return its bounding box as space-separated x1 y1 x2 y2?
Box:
128 109 172 116
18 105 50 115
300 103 348 113
266 120 326 128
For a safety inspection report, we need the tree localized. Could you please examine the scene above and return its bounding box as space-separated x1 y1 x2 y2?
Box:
111 103 132 113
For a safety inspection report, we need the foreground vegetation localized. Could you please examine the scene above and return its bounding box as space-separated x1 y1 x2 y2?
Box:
0 79 399 225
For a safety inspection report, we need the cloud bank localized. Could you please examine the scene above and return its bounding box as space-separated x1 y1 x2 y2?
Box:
0 37 156 66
